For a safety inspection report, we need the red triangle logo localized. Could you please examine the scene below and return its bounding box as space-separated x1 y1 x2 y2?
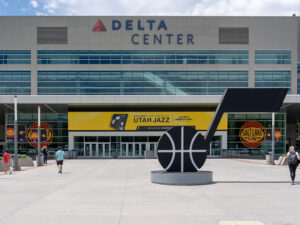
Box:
93 19 107 32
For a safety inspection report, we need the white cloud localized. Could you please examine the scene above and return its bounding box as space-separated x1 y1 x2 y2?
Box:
30 0 38 8
36 11 48 16
191 0 300 16
37 0 300 16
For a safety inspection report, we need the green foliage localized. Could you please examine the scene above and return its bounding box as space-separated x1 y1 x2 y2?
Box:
19 155 29 159
0 157 2 161
282 153 287 157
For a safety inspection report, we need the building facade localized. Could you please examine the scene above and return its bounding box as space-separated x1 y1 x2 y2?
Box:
0 16 299 158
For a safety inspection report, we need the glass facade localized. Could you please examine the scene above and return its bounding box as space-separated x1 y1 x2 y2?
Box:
37 50 248 65
0 71 31 95
38 70 248 95
5 113 68 153
255 50 291 64
0 50 31 64
255 71 291 92
227 113 286 156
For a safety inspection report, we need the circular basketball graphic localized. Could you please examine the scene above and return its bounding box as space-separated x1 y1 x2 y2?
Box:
157 126 208 172
26 123 53 148
240 121 265 148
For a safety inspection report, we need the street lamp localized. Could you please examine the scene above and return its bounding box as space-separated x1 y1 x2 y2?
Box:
13 95 20 171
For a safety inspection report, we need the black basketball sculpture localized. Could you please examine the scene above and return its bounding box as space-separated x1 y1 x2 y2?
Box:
157 88 288 172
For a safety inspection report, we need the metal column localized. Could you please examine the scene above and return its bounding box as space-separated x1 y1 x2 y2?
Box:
13 96 20 171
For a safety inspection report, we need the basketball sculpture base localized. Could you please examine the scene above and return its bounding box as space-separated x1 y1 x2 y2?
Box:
151 170 213 185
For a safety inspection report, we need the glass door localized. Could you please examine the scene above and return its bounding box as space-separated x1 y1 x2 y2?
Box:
104 143 111 157
210 136 222 157
98 143 104 157
141 143 146 156
84 143 91 157
128 143 133 156
84 143 97 157
91 143 97 157
121 143 127 157
134 143 140 156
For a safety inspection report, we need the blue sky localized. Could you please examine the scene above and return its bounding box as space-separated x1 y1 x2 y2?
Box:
0 0 299 16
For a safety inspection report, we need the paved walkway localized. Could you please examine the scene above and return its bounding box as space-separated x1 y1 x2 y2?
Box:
0 159 299 225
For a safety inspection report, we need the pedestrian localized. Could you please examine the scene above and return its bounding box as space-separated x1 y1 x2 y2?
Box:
286 146 300 185
56 147 64 174
3 150 12 174
42 146 49 164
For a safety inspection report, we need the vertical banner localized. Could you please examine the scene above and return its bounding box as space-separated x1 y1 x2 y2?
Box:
18 125 26 142
265 128 281 142
6 125 14 142
6 124 26 142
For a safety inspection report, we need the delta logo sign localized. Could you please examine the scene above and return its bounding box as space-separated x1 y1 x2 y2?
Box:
93 19 194 45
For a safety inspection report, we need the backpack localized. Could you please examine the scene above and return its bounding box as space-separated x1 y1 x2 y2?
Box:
288 152 298 165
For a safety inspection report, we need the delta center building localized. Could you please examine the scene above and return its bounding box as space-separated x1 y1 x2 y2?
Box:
0 16 300 159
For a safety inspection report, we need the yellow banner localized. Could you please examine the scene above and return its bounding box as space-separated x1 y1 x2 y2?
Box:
68 112 227 131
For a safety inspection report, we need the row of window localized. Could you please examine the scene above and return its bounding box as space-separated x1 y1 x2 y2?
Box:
255 50 291 64
37 71 249 82
0 50 31 64
37 87 245 95
37 50 248 65
0 70 292 95
255 71 291 92
0 50 294 65
37 71 249 95
0 71 30 81
0 71 31 95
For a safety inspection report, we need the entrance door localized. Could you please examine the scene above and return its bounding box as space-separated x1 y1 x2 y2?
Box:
210 136 222 157
98 143 110 157
84 143 97 157
103 143 111 157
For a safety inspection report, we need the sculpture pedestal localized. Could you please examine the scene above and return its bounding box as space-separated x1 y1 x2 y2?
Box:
151 170 213 185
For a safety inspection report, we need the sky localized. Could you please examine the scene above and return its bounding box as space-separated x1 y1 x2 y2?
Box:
0 0 299 16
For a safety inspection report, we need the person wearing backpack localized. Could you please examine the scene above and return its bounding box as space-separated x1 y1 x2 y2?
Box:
286 146 300 185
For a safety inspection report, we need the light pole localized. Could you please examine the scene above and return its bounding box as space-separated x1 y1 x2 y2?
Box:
37 105 41 166
271 112 275 165
13 96 20 171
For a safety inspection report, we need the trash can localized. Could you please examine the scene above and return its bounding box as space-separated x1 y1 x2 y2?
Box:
266 152 272 164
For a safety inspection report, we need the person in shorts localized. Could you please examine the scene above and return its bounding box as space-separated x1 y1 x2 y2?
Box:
56 147 64 174
3 150 12 174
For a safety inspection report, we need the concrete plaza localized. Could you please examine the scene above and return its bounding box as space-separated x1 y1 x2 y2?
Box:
0 158 299 225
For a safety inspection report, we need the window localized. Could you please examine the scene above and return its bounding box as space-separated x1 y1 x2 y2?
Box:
255 71 291 92
255 50 291 64
37 50 248 65
38 70 248 95
0 50 31 64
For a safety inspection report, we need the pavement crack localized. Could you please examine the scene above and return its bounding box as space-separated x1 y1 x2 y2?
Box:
118 162 131 225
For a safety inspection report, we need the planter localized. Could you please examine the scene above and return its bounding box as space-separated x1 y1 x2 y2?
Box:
0 161 4 172
20 158 34 167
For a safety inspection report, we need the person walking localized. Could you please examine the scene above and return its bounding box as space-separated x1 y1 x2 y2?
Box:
42 146 49 164
286 146 300 185
3 150 12 174
56 147 64 174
